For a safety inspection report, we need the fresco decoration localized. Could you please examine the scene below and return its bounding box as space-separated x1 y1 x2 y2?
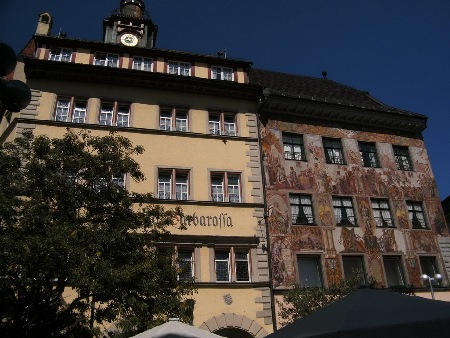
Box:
325 257 342 285
339 228 365 253
271 236 296 287
356 197 374 236
410 231 439 253
267 194 290 235
369 259 384 285
378 228 399 253
425 200 449 236
316 194 334 227
405 258 422 287
393 200 410 230
291 227 324 251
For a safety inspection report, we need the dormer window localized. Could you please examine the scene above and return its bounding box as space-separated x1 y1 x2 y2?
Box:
211 66 233 81
94 52 119 68
49 48 72 62
168 61 191 76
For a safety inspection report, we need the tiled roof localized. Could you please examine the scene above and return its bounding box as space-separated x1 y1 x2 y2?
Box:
249 68 421 116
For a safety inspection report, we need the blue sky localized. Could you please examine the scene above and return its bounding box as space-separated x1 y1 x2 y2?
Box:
1 0 449 199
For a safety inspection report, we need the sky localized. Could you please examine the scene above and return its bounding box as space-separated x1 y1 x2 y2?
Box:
1 0 449 199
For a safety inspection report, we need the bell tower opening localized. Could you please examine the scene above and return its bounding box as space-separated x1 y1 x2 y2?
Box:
103 0 158 48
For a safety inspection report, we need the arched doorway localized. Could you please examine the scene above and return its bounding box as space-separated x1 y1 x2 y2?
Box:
199 313 269 338
214 327 255 338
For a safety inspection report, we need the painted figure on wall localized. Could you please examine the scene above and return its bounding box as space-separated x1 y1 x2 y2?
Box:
339 227 365 252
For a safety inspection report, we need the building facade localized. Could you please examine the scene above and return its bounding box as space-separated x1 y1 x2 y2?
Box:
1 1 272 337
250 68 450 326
2 0 450 336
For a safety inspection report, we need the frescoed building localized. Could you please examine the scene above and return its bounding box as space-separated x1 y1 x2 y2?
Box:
3 0 450 336
0 1 272 336
250 68 450 326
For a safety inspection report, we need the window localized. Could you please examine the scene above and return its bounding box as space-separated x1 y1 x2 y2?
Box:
371 199 394 228
323 138 345 164
290 195 315 225
407 201 428 229
211 66 233 81
419 257 440 286
283 134 305 161
94 52 119 67
333 197 356 226
209 112 236 136
342 256 366 281
393 146 413 171
168 61 191 76
132 57 153 71
211 172 241 203
359 142 380 168
297 256 323 287
49 47 72 62
215 251 230 282
159 107 188 131
158 169 189 200
177 249 194 281
215 249 250 282
383 256 405 287
112 173 126 188
54 97 87 123
99 102 130 127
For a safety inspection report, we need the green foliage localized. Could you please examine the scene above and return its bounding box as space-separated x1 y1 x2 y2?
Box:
0 130 195 337
278 270 374 325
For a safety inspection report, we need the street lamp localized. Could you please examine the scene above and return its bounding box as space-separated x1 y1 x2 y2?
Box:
421 273 442 300
0 42 31 119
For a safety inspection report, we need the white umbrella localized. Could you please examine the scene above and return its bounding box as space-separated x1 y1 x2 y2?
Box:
131 319 225 338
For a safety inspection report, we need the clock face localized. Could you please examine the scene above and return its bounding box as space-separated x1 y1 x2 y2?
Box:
120 33 138 46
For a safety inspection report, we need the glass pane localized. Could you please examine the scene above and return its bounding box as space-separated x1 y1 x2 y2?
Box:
298 257 322 287
384 257 404 286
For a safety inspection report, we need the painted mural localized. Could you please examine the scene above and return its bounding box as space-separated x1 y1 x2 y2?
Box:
263 121 449 289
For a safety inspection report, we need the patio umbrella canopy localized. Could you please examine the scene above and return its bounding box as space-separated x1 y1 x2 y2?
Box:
131 319 225 338
267 287 450 338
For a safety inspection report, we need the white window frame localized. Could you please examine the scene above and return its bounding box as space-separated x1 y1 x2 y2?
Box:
54 97 87 123
177 249 194 281
234 250 250 282
158 169 190 201
211 66 234 81
49 47 72 62
99 102 130 127
211 172 241 203
168 61 191 76
132 56 153 71
159 107 189 132
94 52 119 68
215 248 251 283
209 112 237 136
112 173 126 188
215 250 231 282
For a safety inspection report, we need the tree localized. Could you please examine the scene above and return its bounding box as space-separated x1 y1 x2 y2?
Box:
0 130 195 337
278 271 374 325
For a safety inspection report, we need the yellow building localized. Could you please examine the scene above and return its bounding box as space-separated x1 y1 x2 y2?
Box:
0 1 272 336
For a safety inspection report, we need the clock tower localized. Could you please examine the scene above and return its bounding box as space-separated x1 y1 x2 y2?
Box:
103 0 158 48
